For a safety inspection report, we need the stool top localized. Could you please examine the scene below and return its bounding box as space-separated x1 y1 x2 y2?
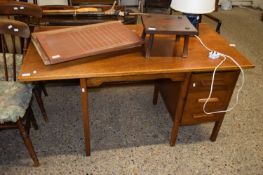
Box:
141 14 198 35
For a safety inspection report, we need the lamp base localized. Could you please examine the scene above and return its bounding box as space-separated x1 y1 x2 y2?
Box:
183 13 201 30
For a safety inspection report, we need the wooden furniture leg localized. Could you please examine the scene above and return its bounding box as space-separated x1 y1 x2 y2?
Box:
215 0 219 11
210 118 224 141
80 78 91 156
141 29 147 56
40 82 48 97
175 35 180 42
141 29 146 39
182 35 189 58
33 86 48 122
145 33 154 59
170 73 191 146
17 119 40 167
25 105 38 135
153 81 159 105
28 106 38 130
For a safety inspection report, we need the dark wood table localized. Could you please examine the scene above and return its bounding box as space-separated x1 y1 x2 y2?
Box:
41 5 137 26
141 15 198 58
19 24 254 156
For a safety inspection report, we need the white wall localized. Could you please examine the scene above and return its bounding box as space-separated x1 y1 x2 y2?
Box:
219 0 252 6
121 0 138 6
28 0 68 5
252 0 263 8
219 0 263 9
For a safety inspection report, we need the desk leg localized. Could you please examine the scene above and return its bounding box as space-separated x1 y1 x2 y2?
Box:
182 36 189 58
170 73 191 146
210 118 224 142
153 81 159 105
80 79 91 156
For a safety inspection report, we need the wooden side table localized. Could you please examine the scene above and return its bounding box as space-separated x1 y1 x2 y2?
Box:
141 15 198 58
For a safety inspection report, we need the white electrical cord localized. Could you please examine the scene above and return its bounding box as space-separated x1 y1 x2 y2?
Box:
194 35 245 115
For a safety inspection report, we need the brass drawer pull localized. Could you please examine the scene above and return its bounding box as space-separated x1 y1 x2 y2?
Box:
198 97 219 103
201 80 225 86
192 113 215 118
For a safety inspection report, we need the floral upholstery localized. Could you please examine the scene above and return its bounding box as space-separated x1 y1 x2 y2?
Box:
0 81 32 124
0 53 23 81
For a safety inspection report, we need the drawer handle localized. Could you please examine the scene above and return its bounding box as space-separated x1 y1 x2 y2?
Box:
192 113 215 119
198 97 219 103
201 80 225 86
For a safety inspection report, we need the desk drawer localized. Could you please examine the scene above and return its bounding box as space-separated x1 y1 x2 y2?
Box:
189 71 238 91
181 111 222 125
181 71 239 125
181 90 230 124
184 90 230 112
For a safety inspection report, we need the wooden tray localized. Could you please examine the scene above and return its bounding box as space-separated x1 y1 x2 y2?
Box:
32 21 143 65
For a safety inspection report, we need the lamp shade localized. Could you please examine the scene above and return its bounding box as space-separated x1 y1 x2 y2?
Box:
170 0 216 14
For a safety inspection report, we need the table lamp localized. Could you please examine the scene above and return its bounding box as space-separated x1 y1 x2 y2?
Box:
170 0 216 28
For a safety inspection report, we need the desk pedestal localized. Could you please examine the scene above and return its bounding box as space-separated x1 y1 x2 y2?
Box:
154 71 240 145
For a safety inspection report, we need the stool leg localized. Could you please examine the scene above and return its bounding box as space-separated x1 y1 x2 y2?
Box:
145 34 154 59
183 36 189 58
141 29 146 39
175 35 180 42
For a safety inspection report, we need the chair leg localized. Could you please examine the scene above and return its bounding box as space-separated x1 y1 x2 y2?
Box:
25 104 39 134
29 106 39 130
33 87 48 122
210 118 224 142
153 82 159 105
17 119 40 167
25 115 31 136
40 82 48 97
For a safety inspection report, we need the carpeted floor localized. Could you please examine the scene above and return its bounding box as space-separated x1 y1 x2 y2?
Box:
0 7 262 175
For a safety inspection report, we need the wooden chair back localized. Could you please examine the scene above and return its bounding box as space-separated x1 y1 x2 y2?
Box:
0 19 30 81
0 1 42 18
0 1 42 30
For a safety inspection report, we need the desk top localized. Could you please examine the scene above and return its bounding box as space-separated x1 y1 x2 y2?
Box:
18 23 254 82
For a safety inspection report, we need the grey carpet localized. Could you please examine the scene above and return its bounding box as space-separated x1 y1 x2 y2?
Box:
0 7 262 175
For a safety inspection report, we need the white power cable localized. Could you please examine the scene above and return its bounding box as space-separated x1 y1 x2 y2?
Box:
194 35 245 115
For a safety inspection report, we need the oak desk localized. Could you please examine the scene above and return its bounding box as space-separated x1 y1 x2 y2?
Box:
18 24 254 156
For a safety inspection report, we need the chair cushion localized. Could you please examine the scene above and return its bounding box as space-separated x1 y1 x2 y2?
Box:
0 53 23 81
0 81 32 124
